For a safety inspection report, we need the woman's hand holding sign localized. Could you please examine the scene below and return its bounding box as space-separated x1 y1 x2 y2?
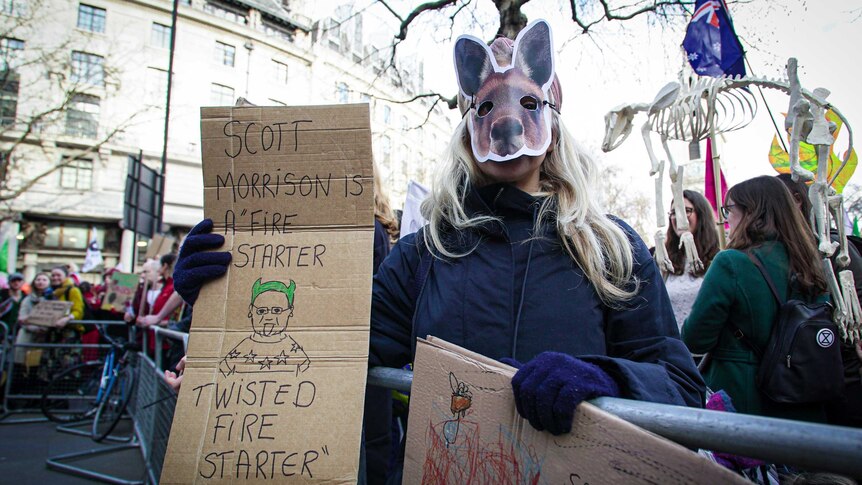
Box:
174 219 232 306
507 352 620 436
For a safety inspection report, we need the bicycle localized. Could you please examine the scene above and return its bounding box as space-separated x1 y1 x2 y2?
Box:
41 323 139 441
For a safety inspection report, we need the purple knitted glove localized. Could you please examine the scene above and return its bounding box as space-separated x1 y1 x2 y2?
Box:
511 352 620 435
173 219 231 306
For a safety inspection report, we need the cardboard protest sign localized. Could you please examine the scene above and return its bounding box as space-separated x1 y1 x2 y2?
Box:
27 300 73 327
145 234 177 260
100 271 138 312
404 337 748 485
161 104 374 484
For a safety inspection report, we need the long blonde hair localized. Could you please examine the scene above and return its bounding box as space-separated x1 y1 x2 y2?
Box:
421 114 638 306
373 163 400 243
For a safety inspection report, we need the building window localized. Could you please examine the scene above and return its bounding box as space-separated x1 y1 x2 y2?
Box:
65 94 100 137
146 67 168 104
203 0 247 25
272 60 288 84
214 41 235 67
210 83 234 105
0 38 22 126
0 37 24 71
0 70 18 126
335 82 348 103
382 105 391 125
263 20 293 43
381 135 391 164
151 23 171 49
59 157 94 190
44 223 103 250
71 51 104 86
1 0 28 16
77 4 106 33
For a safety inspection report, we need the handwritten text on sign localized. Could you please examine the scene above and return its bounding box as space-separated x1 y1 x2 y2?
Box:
161 104 373 485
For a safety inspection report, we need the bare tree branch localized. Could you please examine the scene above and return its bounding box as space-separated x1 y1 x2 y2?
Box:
569 0 693 34
493 0 530 39
0 112 140 202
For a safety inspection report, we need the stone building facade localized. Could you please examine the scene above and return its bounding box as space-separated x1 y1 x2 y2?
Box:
0 0 453 280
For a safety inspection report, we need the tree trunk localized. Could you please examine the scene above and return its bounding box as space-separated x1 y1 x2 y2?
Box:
494 0 529 39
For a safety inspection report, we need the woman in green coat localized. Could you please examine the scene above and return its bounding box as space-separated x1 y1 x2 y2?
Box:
682 176 829 422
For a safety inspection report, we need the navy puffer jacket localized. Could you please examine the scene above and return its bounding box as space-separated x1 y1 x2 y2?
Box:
370 183 705 408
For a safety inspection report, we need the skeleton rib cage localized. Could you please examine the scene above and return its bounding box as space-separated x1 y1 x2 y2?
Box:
602 58 860 342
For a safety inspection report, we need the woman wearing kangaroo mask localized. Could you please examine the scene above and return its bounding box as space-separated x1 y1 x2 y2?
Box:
172 19 704 482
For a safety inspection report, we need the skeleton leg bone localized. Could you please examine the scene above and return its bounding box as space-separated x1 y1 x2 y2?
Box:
830 194 850 268
652 160 674 273
839 270 861 343
824 259 850 336
654 231 673 274
641 120 661 176
810 144 839 256
788 100 815 182
654 160 666 230
670 165 703 273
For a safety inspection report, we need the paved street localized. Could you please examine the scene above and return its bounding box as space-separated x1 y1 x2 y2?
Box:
0 414 146 484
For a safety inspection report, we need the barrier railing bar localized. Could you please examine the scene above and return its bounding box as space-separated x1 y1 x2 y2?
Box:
367 367 862 478
56 419 135 443
45 443 144 485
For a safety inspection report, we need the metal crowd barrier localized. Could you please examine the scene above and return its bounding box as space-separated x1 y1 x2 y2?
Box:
44 322 187 484
0 320 128 424
366 367 862 479
19 325 862 482
140 325 186 482
151 326 188 374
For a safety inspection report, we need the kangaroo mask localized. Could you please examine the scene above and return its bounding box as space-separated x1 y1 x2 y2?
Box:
453 19 556 163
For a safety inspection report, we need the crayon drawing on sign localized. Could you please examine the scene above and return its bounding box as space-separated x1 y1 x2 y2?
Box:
423 372 544 485
219 278 311 378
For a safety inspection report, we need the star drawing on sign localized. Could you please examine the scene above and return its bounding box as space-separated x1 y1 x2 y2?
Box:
276 349 290 365
220 363 236 378
291 341 303 353
243 351 258 363
227 349 241 360
259 356 273 370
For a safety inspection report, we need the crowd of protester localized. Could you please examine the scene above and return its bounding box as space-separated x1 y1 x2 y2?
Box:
0 251 188 397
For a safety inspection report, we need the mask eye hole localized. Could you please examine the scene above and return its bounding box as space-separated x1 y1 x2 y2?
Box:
477 101 493 117
520 96 539 110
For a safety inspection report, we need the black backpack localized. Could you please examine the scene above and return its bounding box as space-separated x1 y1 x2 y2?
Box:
732 253 844 404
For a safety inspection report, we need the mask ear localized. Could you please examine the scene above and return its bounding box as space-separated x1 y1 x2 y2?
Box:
512 20 554 90
453 35 494 97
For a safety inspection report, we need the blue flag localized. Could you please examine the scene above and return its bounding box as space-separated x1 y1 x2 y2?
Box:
682 0 745 77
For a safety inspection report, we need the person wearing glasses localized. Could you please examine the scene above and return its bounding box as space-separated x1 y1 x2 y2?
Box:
662 190 720 332
683 176 829 421
217 278 310 378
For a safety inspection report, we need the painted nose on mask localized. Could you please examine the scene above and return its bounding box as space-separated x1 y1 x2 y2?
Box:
491 117 524 142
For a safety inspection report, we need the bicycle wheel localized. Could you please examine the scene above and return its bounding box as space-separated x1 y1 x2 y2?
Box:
92 364 136 441
41 361 103 423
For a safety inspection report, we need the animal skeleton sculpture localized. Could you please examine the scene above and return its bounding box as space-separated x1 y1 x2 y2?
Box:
602 58 860 342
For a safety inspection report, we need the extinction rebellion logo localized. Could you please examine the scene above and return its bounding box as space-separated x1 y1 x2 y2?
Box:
816 328 835 348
